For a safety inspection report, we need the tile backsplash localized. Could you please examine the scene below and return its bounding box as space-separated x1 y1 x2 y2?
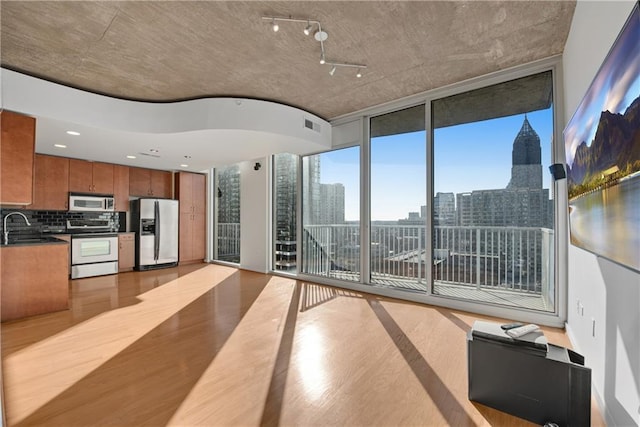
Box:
0 209 123 238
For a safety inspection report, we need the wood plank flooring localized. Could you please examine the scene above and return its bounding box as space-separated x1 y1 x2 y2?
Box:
1 264 604 426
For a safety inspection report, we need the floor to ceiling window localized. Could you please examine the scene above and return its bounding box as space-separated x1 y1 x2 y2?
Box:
369 105 427 291
301 147 360 281
215 164 241 264
276 66 560 318
431 71 556 312
273 153 298 272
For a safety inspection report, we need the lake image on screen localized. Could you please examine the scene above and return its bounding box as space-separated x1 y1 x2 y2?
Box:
569 175 640 271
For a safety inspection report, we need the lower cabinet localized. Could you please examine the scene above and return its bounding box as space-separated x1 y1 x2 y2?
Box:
118 233 135 272
52 234 71 276
179 213 205 264
1 243 69 322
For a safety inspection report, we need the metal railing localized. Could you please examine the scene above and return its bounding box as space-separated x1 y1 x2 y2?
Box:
219 223 555 305
217 223 240 262
301 224 554 300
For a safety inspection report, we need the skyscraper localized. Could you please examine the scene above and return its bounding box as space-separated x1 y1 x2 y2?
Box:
508 115 543 189
319 183 345 224
456 115 552 228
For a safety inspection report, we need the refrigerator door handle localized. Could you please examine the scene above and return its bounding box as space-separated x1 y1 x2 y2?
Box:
154 200 160 260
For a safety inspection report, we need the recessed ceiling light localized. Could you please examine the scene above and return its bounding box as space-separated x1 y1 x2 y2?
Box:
66 131 80 136
126 155 136 159
180 164 189 168
54 144 67 148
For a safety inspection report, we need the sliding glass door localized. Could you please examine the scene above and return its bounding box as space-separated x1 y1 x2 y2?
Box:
369 105 427 291
431 71 556 312
301 147 360 282
215 164 241 264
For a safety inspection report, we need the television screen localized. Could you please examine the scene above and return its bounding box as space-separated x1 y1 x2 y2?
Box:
564 2 640 272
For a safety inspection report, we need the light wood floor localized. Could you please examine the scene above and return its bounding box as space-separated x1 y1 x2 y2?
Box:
1 263 604 426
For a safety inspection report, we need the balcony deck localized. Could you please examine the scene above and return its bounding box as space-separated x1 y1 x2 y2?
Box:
326 271 550 312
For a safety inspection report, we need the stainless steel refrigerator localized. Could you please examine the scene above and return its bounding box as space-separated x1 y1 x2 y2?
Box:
131 198 179 270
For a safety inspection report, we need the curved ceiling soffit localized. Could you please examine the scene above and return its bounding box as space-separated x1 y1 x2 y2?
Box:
1 68 331 147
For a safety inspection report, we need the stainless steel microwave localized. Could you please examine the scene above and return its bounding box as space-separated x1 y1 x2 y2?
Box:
69 194 115 212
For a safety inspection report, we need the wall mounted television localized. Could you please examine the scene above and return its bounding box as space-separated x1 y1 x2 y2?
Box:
564 1 639 272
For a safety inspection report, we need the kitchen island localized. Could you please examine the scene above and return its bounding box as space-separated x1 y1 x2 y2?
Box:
1 237 69 322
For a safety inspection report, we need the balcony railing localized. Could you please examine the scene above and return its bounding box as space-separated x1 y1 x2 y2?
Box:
218 223 555 311
301 224 554 310
217 223 240 263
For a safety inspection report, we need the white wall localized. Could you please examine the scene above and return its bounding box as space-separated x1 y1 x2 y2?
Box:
239 157 269 273
563 1 640 425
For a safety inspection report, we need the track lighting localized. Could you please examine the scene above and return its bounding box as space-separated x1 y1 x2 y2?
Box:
304 21 313 36
262 15 367 78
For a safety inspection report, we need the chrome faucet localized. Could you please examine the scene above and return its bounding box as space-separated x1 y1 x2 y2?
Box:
3 212 31 245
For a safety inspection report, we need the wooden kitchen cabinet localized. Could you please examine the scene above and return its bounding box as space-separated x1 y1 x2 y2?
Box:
1 111 35 205
1 242 69 322
69 159 114 194
52 234 72 276
118 233 135 272
175 172 206 264
32 154 70 210
113 164 130 211
129 167 172 198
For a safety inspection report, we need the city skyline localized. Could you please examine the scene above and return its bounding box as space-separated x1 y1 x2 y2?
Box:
320 109 554 221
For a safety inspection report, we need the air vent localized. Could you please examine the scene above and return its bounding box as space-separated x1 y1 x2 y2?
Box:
304 118 321 133
138 152 161 158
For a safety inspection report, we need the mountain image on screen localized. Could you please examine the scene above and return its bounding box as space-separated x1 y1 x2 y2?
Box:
567 95 640 199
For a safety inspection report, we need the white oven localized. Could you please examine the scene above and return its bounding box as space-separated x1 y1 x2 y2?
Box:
71 234 118 279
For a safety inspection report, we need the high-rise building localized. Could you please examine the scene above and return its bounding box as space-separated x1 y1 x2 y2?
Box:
302 155 321 225
455 115 552 228
508 115 543 189
216 164 240 224
433 192 456 225
274 153 299 271
319 183 345 224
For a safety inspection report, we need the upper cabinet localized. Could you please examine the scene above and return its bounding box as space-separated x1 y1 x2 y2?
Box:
113 165 130 211
31 154 70 210
1 111 35 205
129 167 172 198
175 172 206 214
69 159 114 194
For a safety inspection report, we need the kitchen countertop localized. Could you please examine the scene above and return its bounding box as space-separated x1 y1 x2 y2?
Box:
2 236 69 247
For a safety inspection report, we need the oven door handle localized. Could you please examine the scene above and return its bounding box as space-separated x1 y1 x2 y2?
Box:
154 200 160 261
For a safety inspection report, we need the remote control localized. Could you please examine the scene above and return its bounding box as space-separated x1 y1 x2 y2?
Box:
505 323 540 338
501 322 524 330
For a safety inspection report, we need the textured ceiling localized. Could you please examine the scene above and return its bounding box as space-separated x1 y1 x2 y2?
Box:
1 1 576 121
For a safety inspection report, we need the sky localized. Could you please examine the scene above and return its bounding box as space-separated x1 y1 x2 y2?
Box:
319 109 554 221
564 7 640 166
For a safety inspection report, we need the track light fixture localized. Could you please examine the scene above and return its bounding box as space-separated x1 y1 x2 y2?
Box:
303 20 313 36
262 15 367 78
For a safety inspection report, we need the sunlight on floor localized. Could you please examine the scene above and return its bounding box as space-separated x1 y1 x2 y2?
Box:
3 265 236 425
167 276 293 426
